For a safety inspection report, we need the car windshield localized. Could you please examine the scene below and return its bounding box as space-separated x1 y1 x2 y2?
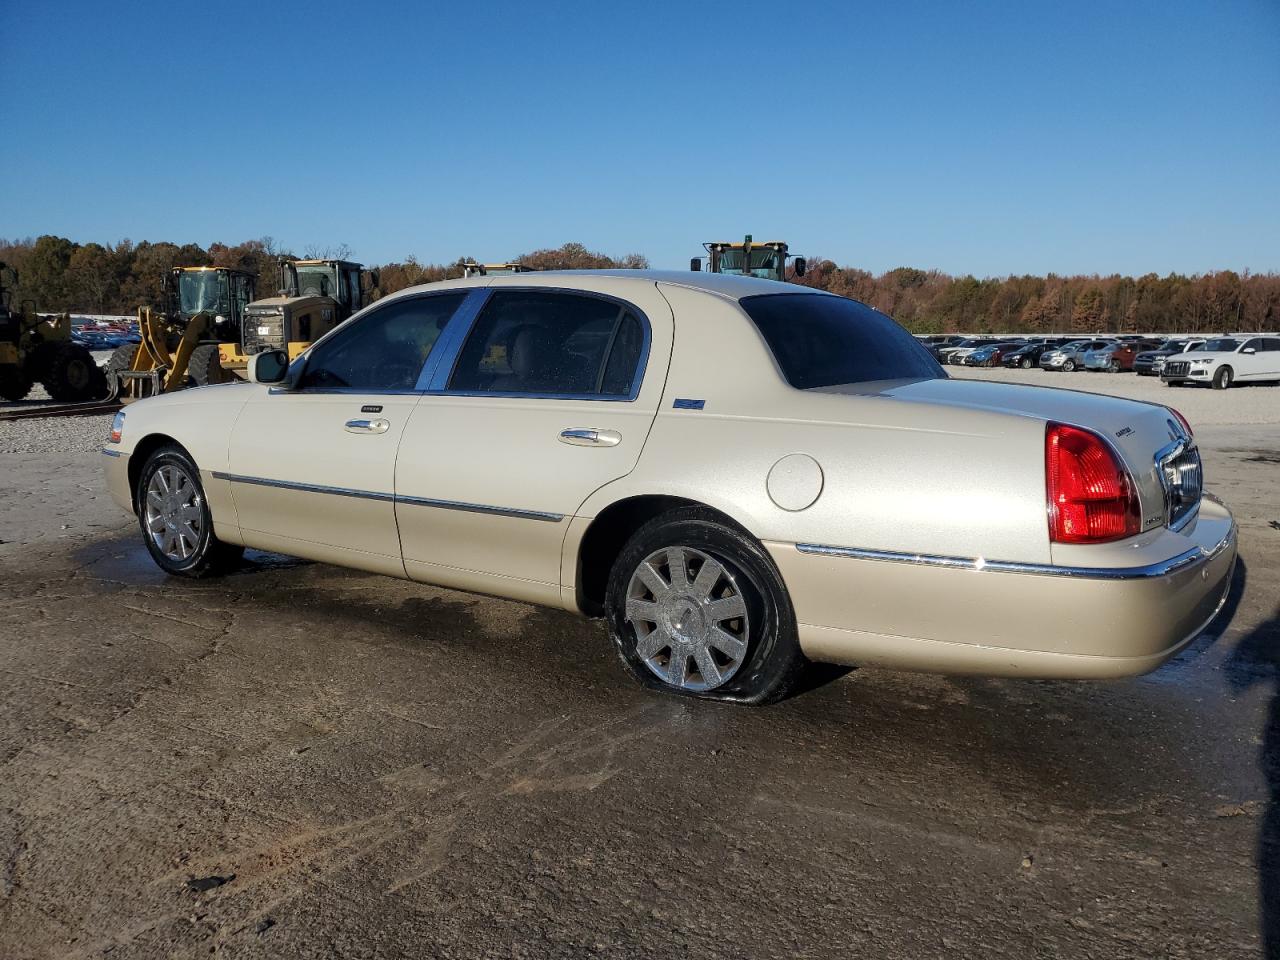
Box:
741 293 943 388
1201 338 1240 352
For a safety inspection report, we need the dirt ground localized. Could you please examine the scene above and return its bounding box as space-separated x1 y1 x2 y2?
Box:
1 378 1278 959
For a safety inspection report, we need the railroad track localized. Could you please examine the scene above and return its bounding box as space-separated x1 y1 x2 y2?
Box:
0 400 122 422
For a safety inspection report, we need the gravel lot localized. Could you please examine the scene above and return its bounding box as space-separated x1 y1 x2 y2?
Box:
1 371 1277 959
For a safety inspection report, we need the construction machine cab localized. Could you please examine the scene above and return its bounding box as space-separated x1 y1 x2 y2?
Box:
171 266 256 339
279 259 364 314
690 236 806 283
225 259 367 372
461 261 535 278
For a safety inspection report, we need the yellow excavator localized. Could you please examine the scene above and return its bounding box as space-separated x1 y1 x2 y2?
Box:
690 235 806 283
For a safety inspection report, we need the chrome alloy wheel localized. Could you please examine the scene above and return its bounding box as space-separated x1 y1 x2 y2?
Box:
625 546 750 692
144 463 203 562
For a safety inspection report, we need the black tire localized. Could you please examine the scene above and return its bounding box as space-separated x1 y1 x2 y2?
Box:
1020 358 1032 369
1212 366 1233 390
604 507 806 705
135 445 243 578
105 343 139 399
40 342 108 401
1062 359 1076 372
0 365 33 402
188 343 225 387
1109 359 1122 373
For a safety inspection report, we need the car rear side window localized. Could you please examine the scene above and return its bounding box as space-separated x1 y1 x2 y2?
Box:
296 292 466 392
447 291 647 398
740 293 943 389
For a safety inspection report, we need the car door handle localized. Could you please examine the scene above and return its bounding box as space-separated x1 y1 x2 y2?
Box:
345 418 390 435
558 428 621 447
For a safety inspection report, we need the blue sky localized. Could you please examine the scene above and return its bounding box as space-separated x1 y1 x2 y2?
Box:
2 0 1277 275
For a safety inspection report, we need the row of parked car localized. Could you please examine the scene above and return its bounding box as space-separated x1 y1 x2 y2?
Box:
916 333 1280 388
72 325 140 351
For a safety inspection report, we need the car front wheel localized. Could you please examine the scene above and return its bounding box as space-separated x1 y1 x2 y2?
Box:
1020 358 1033 369
1062 359 1076 371
1212 366 1233 390
605 508 805 704
136 446 244 577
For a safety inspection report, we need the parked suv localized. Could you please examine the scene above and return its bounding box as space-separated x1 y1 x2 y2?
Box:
963 341 1025 367
1162 336 1280 389
1003 340 1065 368
1039 339 1112 372
1083 340 1163 373
1134 339 1206 377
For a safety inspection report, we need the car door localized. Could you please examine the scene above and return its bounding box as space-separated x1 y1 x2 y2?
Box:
225 290 470 577
1261 338 1280 379
1236 338 1269 380
394 281 673 607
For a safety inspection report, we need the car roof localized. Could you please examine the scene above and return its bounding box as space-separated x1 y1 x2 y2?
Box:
391 269 825 303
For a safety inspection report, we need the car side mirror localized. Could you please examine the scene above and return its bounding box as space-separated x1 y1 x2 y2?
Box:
1242 347 1257 354
689 257 702 272
793 257 807 278
248 349 289 384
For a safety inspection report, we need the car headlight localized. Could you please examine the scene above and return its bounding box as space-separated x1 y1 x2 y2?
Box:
1192 358 1215 365
109 411 125 444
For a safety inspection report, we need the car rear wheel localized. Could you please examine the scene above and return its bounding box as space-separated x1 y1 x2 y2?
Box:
1212 366 1233 390
605 507 805 704
136 446 243 578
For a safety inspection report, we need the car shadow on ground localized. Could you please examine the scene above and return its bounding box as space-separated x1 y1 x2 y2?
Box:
1222 559 1280 958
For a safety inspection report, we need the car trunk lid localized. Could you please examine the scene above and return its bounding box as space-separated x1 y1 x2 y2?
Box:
819 377 1196 534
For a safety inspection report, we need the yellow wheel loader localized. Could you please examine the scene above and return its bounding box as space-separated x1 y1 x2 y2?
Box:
218 259 368 375
107 266 256 401
0 262 109 403
689 235 806 283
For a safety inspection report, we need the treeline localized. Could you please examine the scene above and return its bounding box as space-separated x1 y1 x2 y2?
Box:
0 236 648 316
792 261 1280 334
2 234 1277 334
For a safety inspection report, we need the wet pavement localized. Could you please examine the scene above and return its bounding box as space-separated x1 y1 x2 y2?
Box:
1 429 1277 959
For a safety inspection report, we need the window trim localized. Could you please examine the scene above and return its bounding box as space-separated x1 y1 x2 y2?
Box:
282 288 474 396
422 287 653 402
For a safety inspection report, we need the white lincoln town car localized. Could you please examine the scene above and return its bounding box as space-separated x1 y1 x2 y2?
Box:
103 271 1236 703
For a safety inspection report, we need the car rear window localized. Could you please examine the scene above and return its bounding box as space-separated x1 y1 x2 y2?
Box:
740 294 943 389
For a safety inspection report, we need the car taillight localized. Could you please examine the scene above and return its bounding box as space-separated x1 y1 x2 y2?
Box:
1045 423 1141 544
1167 407 1193 438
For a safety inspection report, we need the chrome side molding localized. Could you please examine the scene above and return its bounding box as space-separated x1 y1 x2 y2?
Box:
795 524 1235 581
210 471 562 522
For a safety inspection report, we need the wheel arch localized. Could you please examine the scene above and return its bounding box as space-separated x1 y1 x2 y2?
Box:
127 433 190 508
571 493 756 617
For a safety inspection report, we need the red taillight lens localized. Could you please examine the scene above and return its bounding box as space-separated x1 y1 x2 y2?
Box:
1168 406 1193 437
1045 423 1141 543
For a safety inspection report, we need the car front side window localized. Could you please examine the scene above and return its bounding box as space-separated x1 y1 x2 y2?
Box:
296 292 467 392
446 290 647 398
